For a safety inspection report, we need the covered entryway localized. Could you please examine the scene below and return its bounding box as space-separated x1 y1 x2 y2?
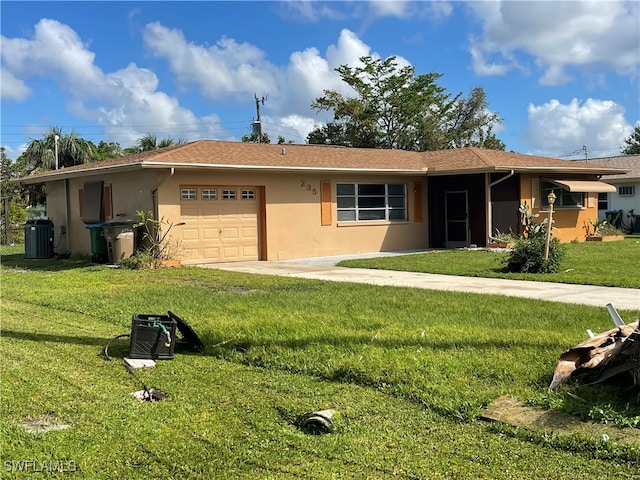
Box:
178 185 260 263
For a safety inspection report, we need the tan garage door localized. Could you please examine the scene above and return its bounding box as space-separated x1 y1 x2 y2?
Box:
179 186 259 263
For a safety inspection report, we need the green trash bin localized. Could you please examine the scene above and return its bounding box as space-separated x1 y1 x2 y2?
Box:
86 223 108 263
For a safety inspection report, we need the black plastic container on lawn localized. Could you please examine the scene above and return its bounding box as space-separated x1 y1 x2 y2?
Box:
129 314 177 360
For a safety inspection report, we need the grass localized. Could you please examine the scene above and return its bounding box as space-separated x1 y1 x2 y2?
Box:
338 237 640 288
1 245 640 478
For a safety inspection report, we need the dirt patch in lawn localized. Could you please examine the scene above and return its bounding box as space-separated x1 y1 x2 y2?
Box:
481 396 640 446
19 413 71 434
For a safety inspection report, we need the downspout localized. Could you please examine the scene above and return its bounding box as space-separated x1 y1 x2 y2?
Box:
486 170 515 244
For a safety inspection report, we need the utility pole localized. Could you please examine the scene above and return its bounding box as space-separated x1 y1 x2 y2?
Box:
583 144 588 162
252 94 266 139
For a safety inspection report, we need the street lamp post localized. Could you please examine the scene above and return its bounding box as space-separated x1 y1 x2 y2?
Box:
54 134 60 170
544 191 556 261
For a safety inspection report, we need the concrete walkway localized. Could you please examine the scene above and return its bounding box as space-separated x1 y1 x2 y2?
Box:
200 252 640 312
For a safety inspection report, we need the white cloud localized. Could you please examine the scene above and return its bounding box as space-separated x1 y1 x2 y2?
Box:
1 17 431 146
143 22 277 100
0 68 30 101
467 0 640 85
0 18 233 146
523 98 632 157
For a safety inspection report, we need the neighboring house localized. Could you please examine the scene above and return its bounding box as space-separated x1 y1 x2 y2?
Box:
591 154 640 232
17 140 625 264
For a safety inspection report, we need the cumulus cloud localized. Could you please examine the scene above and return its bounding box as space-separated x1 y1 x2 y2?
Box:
467 0 640 85
143 22 277 101
0 18 234 146
522 98 633 157
0 68 30 101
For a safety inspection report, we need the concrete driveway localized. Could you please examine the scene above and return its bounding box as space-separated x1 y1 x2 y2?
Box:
199 252 640 313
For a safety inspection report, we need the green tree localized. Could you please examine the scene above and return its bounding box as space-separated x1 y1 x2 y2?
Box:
309 56 504 151
22 126 95 173
621 125 640 155
92 140 123 160
0 148 28 243
125 133 187 154
241 132 271 144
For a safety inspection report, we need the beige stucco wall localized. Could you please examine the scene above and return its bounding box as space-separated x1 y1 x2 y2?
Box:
520 173 600 242
44 171 158 255
157 170 428 262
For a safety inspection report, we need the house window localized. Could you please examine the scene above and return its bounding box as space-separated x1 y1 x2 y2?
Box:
336 183 406 222
181 188 197 200
598 192 608 210
241 189 255 200
222 189 236 200
202 189 217 200
618 186 635 196
540 181 583 208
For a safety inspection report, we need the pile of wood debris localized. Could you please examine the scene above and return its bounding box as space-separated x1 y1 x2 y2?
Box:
549 304 640 392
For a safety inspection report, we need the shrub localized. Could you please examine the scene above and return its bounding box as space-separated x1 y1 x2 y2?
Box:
504 235 565 273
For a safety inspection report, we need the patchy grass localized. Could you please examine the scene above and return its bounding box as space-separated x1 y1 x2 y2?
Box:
2 246 639 478
338 238 640 288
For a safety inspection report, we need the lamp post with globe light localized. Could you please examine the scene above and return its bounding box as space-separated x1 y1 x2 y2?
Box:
544 191 556 261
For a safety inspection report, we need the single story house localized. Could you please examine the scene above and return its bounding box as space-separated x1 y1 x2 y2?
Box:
18 140 626 264
591 155 640 231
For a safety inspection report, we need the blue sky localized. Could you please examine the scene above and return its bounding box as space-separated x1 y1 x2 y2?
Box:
1 1 639 161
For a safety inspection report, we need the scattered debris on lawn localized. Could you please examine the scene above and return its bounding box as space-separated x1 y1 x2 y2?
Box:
549 303 640 392
19 413 71 434
481 396 640 446
130 388 169 402
125 362 168 402
297 409 337 434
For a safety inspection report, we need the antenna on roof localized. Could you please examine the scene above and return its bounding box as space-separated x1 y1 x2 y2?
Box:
252 93 267 138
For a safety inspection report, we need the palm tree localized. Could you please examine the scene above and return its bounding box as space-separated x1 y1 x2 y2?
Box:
23 126 94 173
130 133 187 153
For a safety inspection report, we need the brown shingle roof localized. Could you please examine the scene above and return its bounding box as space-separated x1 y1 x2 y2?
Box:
587 155 640 180
20 140 626 183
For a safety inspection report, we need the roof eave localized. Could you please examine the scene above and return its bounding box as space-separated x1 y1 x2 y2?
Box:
141 161 428 175
15 162 144 184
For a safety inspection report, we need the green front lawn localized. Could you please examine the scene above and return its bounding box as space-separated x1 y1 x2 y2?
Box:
1 246 639 478
338 238 640 288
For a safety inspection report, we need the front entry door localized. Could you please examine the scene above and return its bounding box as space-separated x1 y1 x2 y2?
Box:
445 190 469 248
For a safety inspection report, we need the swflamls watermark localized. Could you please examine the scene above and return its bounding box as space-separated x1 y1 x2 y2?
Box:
4 460 77 473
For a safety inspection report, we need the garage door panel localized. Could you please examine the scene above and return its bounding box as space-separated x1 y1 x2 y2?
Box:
182 228 200 240
179 187 259 262
202 226 220 240
203 246 221 259
180 206 199 217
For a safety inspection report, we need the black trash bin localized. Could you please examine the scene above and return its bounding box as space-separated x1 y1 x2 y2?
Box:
24 219 54 259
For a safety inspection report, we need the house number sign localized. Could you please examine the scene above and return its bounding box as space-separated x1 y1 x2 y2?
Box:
299 180 317 195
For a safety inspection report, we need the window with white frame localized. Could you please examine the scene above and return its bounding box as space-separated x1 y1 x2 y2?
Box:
241 189 255 199
202 188 217 200
336 183 406 222
181 188 197 200
540 181 583 208
618 186 635 196
598 192 608 210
